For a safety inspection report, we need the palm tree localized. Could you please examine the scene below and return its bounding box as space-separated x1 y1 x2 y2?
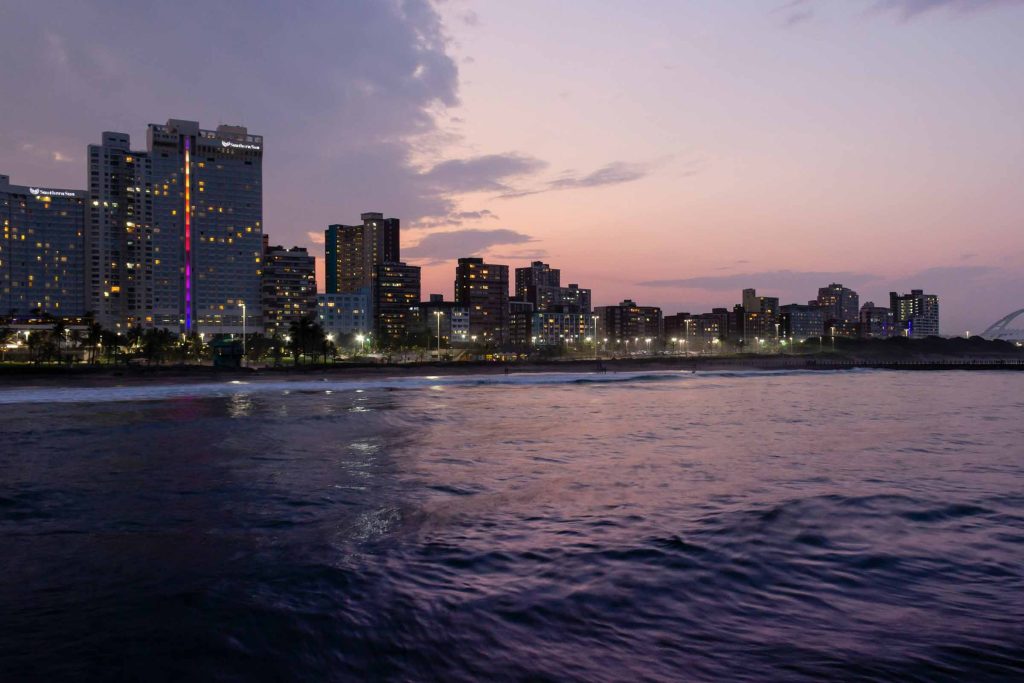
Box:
0 327 16 363
85 321 103 364
287 317 326 366
51 320 67 365
141 328 175 365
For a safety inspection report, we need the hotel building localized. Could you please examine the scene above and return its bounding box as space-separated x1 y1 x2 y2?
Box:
0 175 86 317
87 119 264 333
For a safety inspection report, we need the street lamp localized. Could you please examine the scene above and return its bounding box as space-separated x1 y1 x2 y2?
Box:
355 333 365 354
434 310 443 359
645 337 652 354
240 301 246 367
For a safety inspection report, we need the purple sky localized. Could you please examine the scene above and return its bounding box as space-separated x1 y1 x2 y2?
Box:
2 0 1023 334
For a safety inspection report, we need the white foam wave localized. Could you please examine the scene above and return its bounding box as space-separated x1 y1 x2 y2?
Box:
0 368 837 405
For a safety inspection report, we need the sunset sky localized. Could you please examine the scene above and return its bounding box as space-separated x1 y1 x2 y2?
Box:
2 0 1022 334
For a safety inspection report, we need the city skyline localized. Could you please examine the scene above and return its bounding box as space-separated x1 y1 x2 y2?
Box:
2 1 1023 334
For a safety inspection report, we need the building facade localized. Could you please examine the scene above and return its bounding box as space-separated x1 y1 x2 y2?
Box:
374 261 420 346
515 261 560 300
88 120 264 334
419 294 471 347
595 299 663 347
741 288 780 342
817 283 860 324
454 257 509 345
859 302 896 338
317 291 370 338
780 303 826 341
664 310 727 351
0 175 86 317
529 311 590 347
890 290 940 338
324 213 399 294
262 246 316 335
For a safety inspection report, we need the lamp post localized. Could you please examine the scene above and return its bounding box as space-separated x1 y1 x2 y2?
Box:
240 301 246 367
434 310 443 359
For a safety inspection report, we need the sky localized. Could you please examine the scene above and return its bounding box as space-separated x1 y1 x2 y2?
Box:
2 0 1023 335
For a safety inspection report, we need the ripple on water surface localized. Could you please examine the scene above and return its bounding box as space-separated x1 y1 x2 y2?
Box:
0 370 1022 681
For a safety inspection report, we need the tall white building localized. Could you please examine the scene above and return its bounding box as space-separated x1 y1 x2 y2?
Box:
88 119 264 334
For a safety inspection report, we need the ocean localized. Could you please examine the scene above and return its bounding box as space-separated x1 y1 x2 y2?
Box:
1 369 1022 681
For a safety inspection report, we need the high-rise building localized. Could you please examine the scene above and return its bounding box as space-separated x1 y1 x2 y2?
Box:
740 288 780 342
515 261 560 300
817 283 859 324
890 290 940 338
374 261 420 345
780 303 826 341
0 175 86 317
454 257 509 344
86 132 152 328
860 302 896 339
528 311 591 347
514 261 590 314
88 120 264 333
262 246 316 335
595 299 663 345
664 310 727 350
324 213 399 295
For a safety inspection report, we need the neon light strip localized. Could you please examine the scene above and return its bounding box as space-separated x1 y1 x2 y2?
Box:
184 137 192 332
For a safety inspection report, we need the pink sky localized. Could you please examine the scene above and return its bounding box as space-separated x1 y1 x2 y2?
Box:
2 0 1022 334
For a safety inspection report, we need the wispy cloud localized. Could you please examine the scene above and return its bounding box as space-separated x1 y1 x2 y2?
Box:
775 0 1023 25
404 228 534 265
639 270 879 292
489 248 549 261
412 208 499 229
500 160 661 199
418 153 547 194
775 0 816 27
873 0 1024 19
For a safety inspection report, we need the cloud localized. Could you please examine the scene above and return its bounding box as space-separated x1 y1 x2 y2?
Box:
900 265 999 282
639 270 879 294
306 231 325 245
0 0 465 232
500 160 658 199
412 208 500 229
418 153 547 194
404 228 534 265
776 0 1022 24
872 0 1024 18
489 249 549 260
774 0 816 26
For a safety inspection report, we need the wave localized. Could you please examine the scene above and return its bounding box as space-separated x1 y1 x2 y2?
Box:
0 367 860 405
